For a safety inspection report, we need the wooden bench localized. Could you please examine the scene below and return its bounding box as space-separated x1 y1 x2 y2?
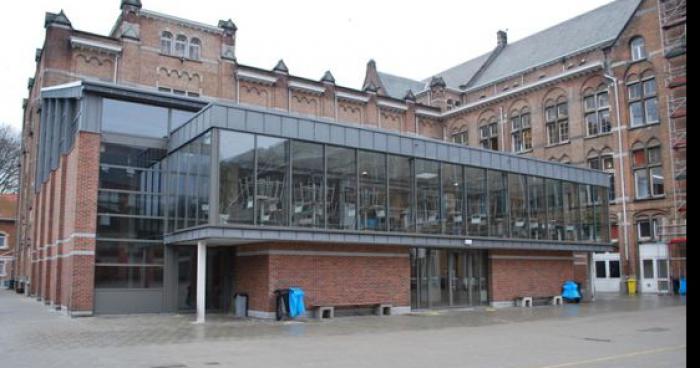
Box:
313 303 393 320
515 296 563 308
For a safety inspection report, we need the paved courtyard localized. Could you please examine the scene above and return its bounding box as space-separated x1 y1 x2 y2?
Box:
0 290 685 368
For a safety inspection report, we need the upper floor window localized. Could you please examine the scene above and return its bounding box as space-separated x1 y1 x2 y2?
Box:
584 87 611 136
588 152 616 201
632 141 664 199
630 37 647 61
175 35 188 57
628 73 659 127
545 97 569 144
160 32 173 54
636 214 661 242
451 130 468 146
0 232 6 248
189 38 201 60
479 118 498 150
510 108 532 152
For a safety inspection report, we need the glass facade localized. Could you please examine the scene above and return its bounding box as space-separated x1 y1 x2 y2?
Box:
163 128 610 244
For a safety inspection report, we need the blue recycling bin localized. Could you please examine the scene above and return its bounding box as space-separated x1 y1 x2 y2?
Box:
679 277 686 295
288 287 306 318
561 280 582 303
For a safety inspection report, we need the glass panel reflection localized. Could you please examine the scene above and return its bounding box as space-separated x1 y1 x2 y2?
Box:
292 141 324 227
388 155 412 232
326 146 356 230
256 136 290 226
219 131 255 224
416 160 440 234
465 167 488 236
359 151 387 231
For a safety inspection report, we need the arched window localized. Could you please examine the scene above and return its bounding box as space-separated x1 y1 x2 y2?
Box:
545 96 569 144
160 32 173 54
189 38 201 60
451 128 469 146
630 37 647 61
479 117 498 150
175 35 188 57
587 148 616 201
583 85 611 136
511 107 532 152
632 139 664 199
628 72 659 127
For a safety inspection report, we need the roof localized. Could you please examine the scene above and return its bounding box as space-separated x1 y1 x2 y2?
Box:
375 0 641 94
0 193 17 220
376 72 427 100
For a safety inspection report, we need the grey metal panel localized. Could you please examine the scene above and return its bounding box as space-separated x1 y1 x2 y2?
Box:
414 140 426 157
400 137 413 155
299 119 315 140
94 289 164 314
227 107 246 130
345 127 359 147
387 135 401 154
437 145 449 162
315 122 330 142
359 130 373 149
447 146 459 163
373 132 387 151
263 114 282 136
330 125 345 145
425 142 438 160
246 111 264 133
210 105 227 127
282 117 298 138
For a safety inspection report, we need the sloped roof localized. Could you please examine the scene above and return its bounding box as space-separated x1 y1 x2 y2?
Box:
375 0 641 95
0 193 17 219
377 72 427 100
469 0 641 88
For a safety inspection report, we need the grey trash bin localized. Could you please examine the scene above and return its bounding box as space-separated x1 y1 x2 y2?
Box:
234 293 248 317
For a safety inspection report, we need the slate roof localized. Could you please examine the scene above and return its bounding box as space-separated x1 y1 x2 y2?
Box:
375 0 641 98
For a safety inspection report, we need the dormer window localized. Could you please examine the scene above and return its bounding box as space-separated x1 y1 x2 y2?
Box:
630 37 647 61
175 35 188 57
160 32 173 54
189 38 201 60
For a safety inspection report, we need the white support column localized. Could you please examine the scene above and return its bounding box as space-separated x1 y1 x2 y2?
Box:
196 240 207 323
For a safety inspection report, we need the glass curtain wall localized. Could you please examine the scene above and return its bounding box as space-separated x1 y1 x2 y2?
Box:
358 151 387 231
442 163 464 235
508 173 528 238
388 155 413 232
580 184 595 241
291 141 324 227
256 136 290 226
562 182 580 241
416 160 441 234
547 179 564 240
488 170 508 237
326 146 356 230
528 176 547 240
465 167 488 236
219 131 255 224
170 132 211 232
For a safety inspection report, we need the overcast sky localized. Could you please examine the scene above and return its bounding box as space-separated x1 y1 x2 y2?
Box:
0 0 614 131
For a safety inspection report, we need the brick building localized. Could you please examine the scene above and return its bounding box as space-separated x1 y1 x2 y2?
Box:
14 0 682 318
0 194 18 287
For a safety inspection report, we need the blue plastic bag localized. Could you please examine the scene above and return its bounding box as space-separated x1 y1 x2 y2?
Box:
561 280 581 301
288 287 306 318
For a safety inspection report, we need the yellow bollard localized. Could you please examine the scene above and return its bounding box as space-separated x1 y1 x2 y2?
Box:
627 279 637 295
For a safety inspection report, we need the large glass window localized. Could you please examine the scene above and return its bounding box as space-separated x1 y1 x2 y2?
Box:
580 184 595 241
562 182 580 241
291 141 324 228
479 118 499 150
219 131 255 224
584 88 611 136
465 167 488 236
628 73 659 127
488 170 508 237
528 176 547 240
359 151 387 231
546 179 564 240
632 144 664 199
416 160 441 234
256 136 289 226
160 32 173 54
545 98 569 145
442 163 464 235
326 146 356 230
630 37 647 61
596 186 610 242
508 173 528 238
175 35 188 57
388 155 412 232
102 99 169 138
511 108 532 152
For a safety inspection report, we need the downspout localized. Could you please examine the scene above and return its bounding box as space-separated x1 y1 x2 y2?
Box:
604 73 630 280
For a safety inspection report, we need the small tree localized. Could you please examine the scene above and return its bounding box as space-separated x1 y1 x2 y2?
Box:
0 124 20 193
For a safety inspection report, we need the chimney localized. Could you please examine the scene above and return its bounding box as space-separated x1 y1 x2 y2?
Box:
497 30 507 48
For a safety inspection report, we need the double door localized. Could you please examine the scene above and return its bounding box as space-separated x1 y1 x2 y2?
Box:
411 248 488 309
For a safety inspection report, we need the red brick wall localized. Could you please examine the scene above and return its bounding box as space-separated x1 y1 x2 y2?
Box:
234 242 410 313
489 250 575 302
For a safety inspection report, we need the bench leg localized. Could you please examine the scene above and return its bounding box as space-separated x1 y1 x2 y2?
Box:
375 304 392 316
552 296 563 306
315 306 334 320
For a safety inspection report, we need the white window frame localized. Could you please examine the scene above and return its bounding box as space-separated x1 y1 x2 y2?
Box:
451 130 469 146
630 37 647 61
175 34 188 58
160 31 173 55
0 232 6 249
628 75 659 127
511 109 532 153
545 100 569 145
188 37 201 60
0 260 5 277
584 89 611 136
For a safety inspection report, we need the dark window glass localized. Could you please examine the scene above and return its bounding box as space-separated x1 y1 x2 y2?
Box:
596 261 607 278
609 260 621 278
219 131 255 224
388 155 413 232
326 146 356 230
508 173 528 238
528 176 547 240
416 160 440 234
98 191 163 217
547 179 564 240
102 98 169 138
97 215 163 240
100 143 166 168
256 136 289 226
562 182 579 241
465 167 488 236
359 151 387 231
95 266 163 289
95 241 164 265
99 166 163 192
580 184 595 241
291 141 324 228
488 170 508 237
442 163 463 235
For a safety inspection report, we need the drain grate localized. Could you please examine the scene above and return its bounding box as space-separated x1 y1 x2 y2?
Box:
583 337 612 343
